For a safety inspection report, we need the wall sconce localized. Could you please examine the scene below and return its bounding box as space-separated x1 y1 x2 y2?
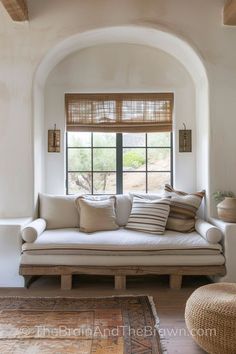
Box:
179 123 192 152
48 124 60 153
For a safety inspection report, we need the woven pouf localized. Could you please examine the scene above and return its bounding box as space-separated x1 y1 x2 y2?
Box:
185 283 236 354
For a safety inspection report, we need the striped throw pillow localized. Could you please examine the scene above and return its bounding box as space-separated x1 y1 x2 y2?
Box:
125 197 171 234
164 184 205 232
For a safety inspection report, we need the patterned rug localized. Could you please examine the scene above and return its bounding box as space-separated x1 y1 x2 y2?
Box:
0 295 164 354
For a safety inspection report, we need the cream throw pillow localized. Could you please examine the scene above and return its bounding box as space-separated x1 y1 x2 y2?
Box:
39 193 79 229
75 196 119 233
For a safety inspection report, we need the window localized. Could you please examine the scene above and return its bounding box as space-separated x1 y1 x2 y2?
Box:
66 132 173 194
65 93 174 194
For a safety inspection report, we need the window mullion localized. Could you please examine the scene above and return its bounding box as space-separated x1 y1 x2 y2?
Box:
91 132 94 194
116 133 123 194
170 132 174 187
66 132 69 194
146 133 148 193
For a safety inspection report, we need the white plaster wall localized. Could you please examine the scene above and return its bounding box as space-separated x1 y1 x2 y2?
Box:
0 0 235 218
44 44 196 194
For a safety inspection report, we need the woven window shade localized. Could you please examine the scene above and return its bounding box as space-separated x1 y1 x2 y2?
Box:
65 93 173 132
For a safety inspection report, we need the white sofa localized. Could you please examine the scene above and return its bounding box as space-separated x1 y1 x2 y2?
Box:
20 194 225 290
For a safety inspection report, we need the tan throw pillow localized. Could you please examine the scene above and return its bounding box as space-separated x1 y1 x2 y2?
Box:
75 196 119 233
164 184 205 232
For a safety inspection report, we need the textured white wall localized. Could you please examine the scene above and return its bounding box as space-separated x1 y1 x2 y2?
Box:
0 0 235 218
44 43 196 194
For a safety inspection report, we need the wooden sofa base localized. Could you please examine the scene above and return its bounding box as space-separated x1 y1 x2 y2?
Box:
19 264 226 290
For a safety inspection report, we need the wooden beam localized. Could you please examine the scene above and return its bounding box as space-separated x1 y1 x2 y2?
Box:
19 264 226 277
224 0 236 25
1 0 28 21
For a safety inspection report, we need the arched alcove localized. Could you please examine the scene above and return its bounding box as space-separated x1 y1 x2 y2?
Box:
33 25 210 216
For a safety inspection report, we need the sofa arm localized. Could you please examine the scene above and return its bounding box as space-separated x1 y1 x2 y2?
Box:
21 218 46 243
195 219 222 244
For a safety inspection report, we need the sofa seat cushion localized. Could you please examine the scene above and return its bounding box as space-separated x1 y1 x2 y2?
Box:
22 228 223 255
20 253 225 266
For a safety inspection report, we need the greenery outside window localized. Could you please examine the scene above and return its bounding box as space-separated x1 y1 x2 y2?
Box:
66 132 173 194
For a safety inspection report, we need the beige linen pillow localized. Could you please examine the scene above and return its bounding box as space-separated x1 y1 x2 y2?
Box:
39 193 79 229
75 196 119 233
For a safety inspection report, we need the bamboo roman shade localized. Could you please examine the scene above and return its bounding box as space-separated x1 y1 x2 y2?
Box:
65 93 173 132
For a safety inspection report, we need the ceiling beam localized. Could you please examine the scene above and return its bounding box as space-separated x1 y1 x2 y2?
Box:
224 0 236 25
1 0 28 21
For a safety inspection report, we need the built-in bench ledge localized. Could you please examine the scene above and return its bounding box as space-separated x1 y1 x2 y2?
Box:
209 217 236 283
0 217 32 287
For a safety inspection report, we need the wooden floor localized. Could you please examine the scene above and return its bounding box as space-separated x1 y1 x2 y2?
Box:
0 275 208 354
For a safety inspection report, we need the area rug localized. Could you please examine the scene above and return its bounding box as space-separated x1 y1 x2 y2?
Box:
0 295 165 354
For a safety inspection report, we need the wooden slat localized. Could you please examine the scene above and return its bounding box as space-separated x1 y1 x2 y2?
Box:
115 275 126 290
224 0 236 25
61 275 72 290
169 274 182 289
1 0 28 21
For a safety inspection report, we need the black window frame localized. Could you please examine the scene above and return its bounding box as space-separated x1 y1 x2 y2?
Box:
66 132 173 195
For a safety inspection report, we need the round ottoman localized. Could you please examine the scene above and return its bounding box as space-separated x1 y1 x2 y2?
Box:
185 283 236 354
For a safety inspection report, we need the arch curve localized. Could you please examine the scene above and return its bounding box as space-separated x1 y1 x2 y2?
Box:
33 25 210 215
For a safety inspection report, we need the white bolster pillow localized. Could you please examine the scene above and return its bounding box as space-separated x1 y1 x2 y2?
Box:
21 218 46 243
195 219 222 244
